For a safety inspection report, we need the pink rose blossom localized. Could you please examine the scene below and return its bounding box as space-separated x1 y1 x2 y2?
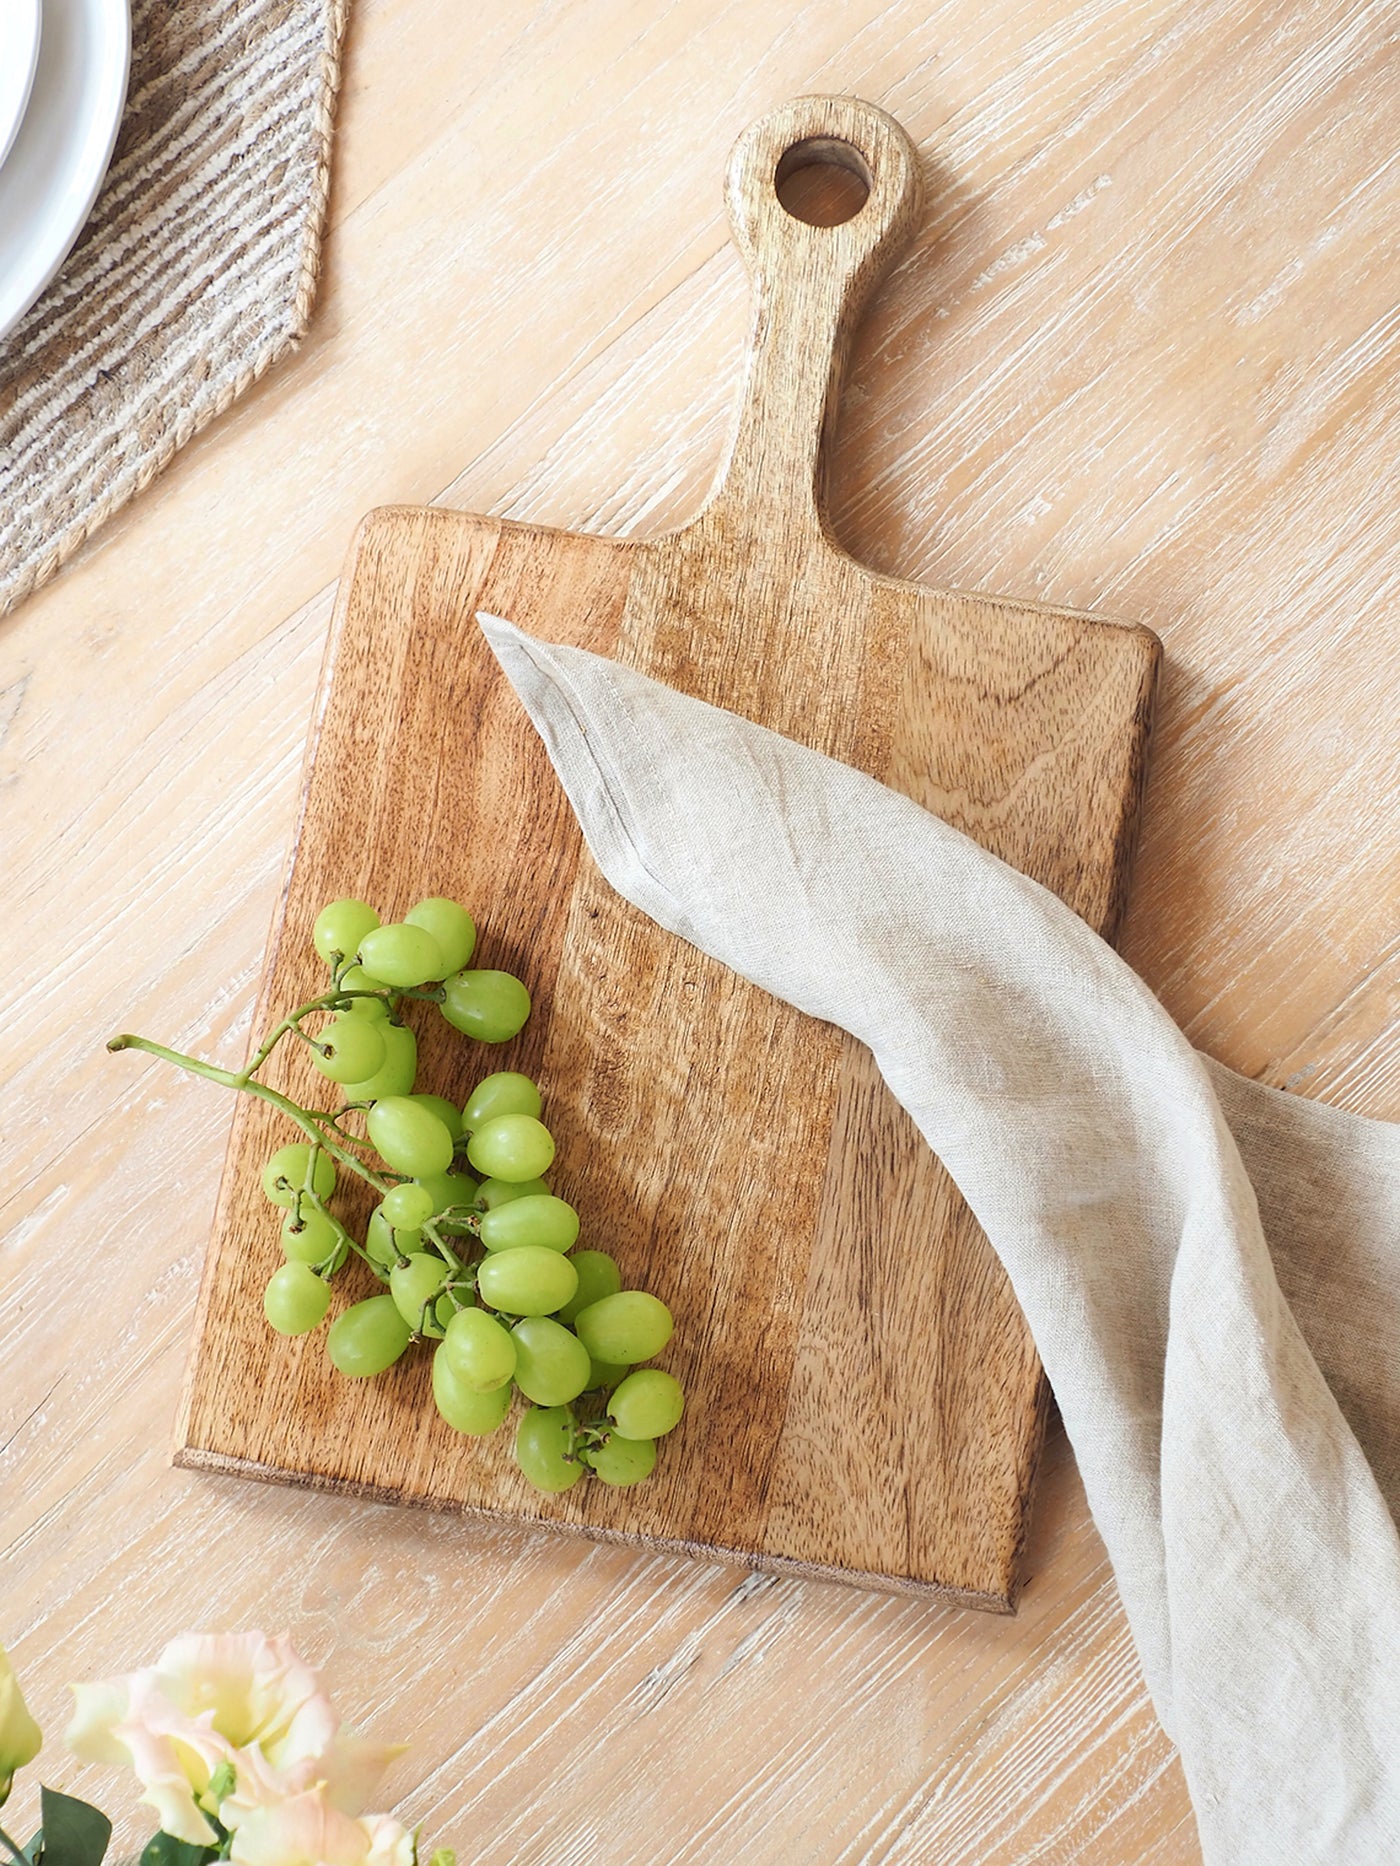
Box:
229 1788 415 1866
67 1632 402 1846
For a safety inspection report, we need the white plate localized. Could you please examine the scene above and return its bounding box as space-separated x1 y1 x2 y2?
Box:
0 0 42 173
0 0 129 343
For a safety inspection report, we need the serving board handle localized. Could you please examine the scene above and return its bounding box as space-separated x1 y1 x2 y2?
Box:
706 95 922 543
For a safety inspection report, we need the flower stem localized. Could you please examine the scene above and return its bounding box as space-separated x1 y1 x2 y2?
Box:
0 1822 31 1865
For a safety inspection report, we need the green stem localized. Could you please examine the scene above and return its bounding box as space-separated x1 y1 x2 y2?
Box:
304 1107 371 1145
419 1221 464 1275
107 1034 391 1195
343 1235 392 1283
0 1822 31 1865
237 989 390 1081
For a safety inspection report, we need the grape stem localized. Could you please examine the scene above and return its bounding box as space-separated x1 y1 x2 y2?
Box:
105 1033 392 1195
342 1235 392 1283
304 1105 374 1145
291 1185 369 1281
239 989 399 1080
419 1221 464 1276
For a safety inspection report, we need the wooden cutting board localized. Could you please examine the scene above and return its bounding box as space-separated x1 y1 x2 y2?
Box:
176 96 1159 1610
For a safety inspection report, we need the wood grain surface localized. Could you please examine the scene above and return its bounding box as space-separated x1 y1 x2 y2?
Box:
177 96 1157 1609
5 2 1400 1861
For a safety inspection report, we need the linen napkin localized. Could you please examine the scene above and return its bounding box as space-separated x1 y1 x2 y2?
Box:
480 613 1400 1865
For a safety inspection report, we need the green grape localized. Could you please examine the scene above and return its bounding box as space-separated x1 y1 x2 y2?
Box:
405 898 477 975
440 969 531 1043
311 1014 387 1085
411 1094 465 1143
327 1294 412 1377
263 1263 331 1336
573 1292 674 1366
477 1247 578 1318
463 1071 541 1131
433 1288 472 1330
390 1252 450 1332
433 1283 477 1328
514 1405 583 1492
367 1097 455 1177
609 1369 684 1438
433 1353 513 1436
415 1168 480 1230
367 1205 418 1268
557 1250 622 1326
510 1317 592 1407
585 1432 657 1488
382 1181 435 1230
262 1144 335 1208
284 1226 348 1275
587 1358 629 1390
280 1204 340 1265
467 1114 555 1183
417 1167 479 1206
475 1176 550 1211
479 1194 579 1255
313 898 380 966
338 965 391 1020
358 922 445 989
441 1307 517 1391
340 1022 417 1100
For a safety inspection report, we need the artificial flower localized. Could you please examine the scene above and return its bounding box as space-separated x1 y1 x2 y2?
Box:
0 1644 42 1806
67 1632 400 1845
229 1787 415 1866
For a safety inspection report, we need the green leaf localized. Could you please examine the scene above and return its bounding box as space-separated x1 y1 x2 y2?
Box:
137 1835 218 1866
34 1789 111 1866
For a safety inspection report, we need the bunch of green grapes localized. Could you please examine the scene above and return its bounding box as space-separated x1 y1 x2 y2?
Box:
112 894 683 1494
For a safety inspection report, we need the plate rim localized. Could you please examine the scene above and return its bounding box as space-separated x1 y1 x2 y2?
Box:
0 0 43 173
0 0 131 344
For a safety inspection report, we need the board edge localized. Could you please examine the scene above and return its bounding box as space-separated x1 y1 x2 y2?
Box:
170 1445 1016 1614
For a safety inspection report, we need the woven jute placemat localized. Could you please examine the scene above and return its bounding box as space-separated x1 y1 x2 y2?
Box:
0 0 349 617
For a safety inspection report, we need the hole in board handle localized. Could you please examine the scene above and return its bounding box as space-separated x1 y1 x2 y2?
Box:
773 136 873 227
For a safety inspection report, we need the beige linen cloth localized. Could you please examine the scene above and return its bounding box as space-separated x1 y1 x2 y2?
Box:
480 614 1400 1864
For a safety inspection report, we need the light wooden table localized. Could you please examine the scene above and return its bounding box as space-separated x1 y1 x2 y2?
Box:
5 2 1398 1860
